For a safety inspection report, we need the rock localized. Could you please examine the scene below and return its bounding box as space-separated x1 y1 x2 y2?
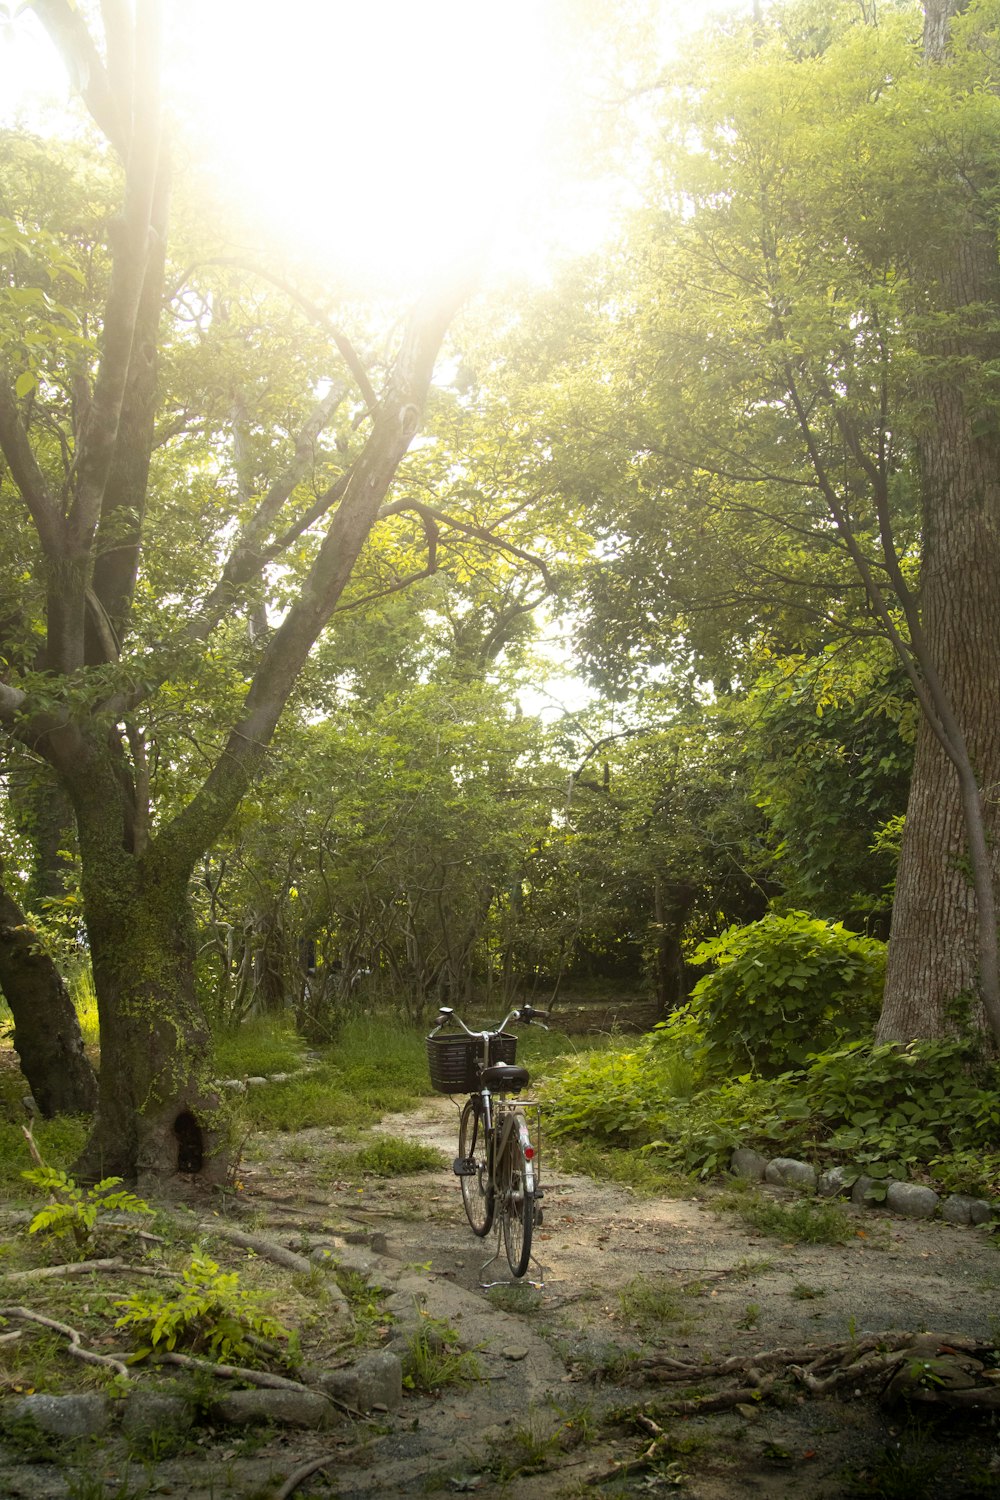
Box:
730 1148 768 1181
120 1391 193 1438
817 1165 852 1198
764 1157 818 1192
4 1394 113 1439
941 1194 993 1226
501 1346 529 1361
885 1181 939 1219
851 1175 886 1207
315 1351 403 1412
210 1388 337 1429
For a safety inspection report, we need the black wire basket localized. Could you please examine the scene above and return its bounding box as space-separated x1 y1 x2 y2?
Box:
426 1031 517 1094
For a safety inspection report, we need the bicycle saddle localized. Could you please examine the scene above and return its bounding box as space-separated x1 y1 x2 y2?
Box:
480 1061 530 1093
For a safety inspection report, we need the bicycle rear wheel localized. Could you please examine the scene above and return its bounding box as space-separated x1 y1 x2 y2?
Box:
458 1097 493 1236
501 1116 534 1277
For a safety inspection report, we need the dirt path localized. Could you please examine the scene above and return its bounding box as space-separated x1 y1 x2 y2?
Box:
1 1098 997 1498
238 1096 1000 1499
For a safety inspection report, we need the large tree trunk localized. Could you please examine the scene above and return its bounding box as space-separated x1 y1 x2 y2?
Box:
69 766 225 1189
0 872 98 1117
878 0 1000 1044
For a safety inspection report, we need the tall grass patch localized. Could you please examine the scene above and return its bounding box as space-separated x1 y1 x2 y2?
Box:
212 1016 306 1079
243 1015 430 1132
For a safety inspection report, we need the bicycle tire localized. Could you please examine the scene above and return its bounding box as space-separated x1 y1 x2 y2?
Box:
458 1097 493 1236
501 1115 534 1277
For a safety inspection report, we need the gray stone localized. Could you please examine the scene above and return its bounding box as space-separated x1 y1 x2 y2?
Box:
817 1165 852 1198
764 1157 818 1192
4 1393 113 1439
120 1391 192 1438
210 1388 336 1429
317 1351 403 1413
730 1148 768 1181
851 1174 886 1207
885 1181 939 1219
941 1193 993 1226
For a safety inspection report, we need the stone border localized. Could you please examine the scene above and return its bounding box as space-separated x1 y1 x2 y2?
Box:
729 1148 997 1225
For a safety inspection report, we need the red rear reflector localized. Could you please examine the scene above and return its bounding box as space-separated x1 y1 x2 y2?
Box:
524 1147 534 1159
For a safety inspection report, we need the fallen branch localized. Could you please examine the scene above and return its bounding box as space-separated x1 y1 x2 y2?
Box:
274 1441 364 1500
1 1259 169 1284
153 1349 322 1394
0 1305 130 1378
630 1331 1000 1416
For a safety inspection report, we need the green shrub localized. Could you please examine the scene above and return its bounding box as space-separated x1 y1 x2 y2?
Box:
23 1164 154 1254
689 911 885 1075
115 1252 294 1365
545 1021 1000 1191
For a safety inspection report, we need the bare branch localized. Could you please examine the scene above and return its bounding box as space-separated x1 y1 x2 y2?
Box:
378 498 555 590
0 1305 130 1377
32 0 129 155
0 375 64 555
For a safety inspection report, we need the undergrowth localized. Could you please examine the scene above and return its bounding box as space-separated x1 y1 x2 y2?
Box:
544 1017 1000 1197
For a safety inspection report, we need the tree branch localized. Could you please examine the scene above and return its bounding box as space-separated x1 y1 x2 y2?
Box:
33 0 129 156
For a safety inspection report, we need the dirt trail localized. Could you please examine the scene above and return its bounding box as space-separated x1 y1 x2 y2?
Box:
244 1096 1000 1499
2 1097 997 1499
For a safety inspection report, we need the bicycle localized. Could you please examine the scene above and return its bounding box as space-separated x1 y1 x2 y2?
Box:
426 1004 546 1281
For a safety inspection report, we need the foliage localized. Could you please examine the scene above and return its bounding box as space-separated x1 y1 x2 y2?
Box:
716 1188 853 1245
689 912 885 1075
22 1164 153 1254
742 648 914 928
545 1019 1000 1192
114 1252 293 1365
341 1137 445 1178
211 1018 305 1080
400 1312 482 1392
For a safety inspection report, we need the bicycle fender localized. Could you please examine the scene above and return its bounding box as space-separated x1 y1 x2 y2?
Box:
497 1112 535 1192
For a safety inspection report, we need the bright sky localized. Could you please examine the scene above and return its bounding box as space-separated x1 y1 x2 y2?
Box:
0 0 747 293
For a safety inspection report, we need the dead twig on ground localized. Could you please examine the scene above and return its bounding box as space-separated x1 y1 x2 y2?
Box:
0 1305 130 1378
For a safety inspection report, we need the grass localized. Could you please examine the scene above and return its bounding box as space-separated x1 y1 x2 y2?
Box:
239 1016 430 1132
401 1313 482 1393
715 1186 853 1244
617 1276 686 1337
553 1139 695 1198
211 1016 306 1079
337 1136 445 1178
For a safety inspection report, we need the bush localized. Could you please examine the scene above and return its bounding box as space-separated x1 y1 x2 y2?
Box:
544 1019 1000 1192
689 911 885 1075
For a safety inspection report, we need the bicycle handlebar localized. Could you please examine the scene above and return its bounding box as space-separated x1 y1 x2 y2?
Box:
430 1003 549 1037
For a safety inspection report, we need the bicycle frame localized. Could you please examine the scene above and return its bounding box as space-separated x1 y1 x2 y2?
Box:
431 1004 545 1284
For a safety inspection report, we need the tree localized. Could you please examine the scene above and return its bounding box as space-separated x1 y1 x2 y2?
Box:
556 0 1000 1047
0 2 472 1184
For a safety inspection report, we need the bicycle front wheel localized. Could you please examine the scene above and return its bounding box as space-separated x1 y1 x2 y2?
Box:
459 1097 493 1236
501 1116 535 1277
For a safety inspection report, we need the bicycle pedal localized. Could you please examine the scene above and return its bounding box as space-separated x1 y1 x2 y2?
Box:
452 1157 476 1176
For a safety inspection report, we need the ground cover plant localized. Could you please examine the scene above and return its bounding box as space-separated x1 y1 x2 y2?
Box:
543 1003 1000 1197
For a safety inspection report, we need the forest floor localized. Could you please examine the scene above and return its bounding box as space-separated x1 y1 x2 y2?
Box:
1 1092 999 1498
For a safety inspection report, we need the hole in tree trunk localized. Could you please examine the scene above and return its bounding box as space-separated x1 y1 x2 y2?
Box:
174 1110 204 1174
